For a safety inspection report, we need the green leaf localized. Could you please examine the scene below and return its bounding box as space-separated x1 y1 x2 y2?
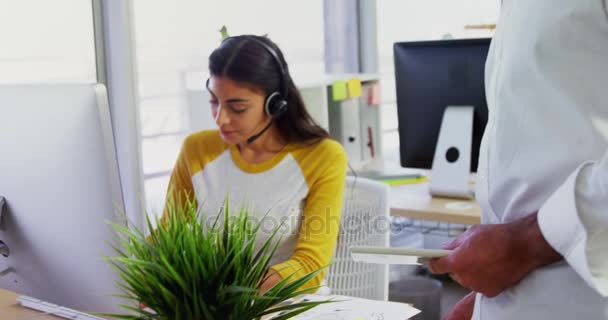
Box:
219 25 230 40
105 195 334 319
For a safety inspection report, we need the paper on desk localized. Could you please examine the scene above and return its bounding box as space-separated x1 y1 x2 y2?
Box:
291 294 420 320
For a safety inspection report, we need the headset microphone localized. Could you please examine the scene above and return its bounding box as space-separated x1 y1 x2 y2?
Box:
246 120 274 144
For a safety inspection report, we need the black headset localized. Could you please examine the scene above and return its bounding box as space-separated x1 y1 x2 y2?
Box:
230 35 289 118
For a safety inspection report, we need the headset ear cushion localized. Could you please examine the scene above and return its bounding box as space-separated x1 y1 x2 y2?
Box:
272 99 288 117
265 91 287 117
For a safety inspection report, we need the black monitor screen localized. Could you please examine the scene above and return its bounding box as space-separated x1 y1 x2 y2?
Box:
394 38 490 172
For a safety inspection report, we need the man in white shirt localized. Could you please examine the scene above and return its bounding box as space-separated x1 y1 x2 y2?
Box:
429 0 608 319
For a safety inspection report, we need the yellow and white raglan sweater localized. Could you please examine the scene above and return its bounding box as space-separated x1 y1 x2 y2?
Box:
162 130 347 289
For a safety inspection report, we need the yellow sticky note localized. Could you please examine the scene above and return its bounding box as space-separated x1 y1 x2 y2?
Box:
347 78 362 98
332 80 348 101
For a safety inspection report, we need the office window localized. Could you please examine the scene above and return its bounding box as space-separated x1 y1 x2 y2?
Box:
376 0 499 165
0 0 96 83
132 0 325 214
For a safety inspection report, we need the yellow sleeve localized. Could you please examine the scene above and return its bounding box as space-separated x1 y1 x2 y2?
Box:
160 138 196 226
270 140 348 290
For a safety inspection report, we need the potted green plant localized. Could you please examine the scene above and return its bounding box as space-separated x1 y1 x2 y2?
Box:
104 196 331 320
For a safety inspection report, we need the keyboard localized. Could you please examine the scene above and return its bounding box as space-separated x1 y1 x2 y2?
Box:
16 295 105 320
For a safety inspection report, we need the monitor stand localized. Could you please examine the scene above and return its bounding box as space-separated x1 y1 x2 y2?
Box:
429 106 475 199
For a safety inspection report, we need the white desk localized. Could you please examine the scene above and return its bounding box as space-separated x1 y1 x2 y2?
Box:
1 289 418 320
390 180 481 225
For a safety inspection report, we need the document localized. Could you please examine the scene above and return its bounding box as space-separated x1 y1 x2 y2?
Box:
289 294 420 320
350 246 451 265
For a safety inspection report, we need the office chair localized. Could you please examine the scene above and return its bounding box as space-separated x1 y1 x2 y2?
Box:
325 176 390 301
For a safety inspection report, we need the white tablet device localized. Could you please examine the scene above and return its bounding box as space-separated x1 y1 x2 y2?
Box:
350 246 452 265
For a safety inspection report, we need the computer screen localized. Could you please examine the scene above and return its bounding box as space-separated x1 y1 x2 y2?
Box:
394 38 490 172
0 84 128 314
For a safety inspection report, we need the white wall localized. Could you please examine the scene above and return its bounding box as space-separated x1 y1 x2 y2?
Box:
0 0 96 83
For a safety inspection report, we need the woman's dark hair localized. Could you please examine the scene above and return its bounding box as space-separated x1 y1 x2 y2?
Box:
208 35 329 144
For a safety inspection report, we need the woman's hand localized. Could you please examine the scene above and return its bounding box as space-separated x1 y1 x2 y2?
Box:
259 269 283 294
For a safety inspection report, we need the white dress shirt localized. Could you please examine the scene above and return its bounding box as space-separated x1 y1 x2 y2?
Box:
474 0 608 318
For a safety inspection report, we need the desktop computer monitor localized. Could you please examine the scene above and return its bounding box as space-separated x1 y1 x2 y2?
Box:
0 84 128 314
394 38 490 172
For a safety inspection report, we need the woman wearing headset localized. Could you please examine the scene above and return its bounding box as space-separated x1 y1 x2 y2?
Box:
161 35 348 292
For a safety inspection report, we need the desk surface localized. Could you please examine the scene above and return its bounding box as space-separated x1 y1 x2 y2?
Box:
0 288 63 319
1 289 416 320
390 180 481 225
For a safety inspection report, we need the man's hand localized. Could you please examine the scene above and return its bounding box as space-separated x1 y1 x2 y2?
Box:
444 292 476 320
428 213 561 298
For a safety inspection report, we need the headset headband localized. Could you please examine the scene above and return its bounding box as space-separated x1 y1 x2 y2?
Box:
225 35 288 99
